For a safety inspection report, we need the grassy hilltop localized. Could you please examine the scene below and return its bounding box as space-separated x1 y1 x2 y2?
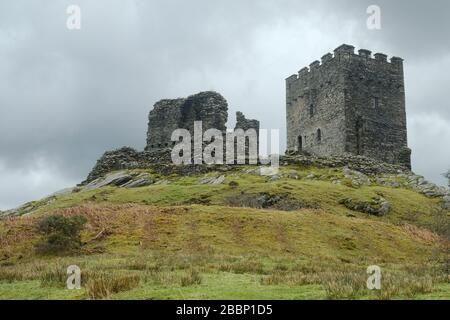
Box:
0 161 449 300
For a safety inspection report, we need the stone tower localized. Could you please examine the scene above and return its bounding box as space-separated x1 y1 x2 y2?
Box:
286 44 411 168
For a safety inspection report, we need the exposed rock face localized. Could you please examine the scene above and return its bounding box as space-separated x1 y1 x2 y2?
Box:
145 91 228 151
83 147 172 183
197 175 226 185
286 44 411 169
82 146 233 184
340 196 391 216
83 172 154 191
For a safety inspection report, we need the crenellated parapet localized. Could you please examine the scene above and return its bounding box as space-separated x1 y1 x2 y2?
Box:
286 44 404 87
286 44 410 169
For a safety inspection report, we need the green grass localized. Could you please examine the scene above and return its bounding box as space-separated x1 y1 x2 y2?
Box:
0 165 448 300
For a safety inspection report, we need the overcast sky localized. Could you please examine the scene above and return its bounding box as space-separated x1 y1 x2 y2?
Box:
0 0 449 210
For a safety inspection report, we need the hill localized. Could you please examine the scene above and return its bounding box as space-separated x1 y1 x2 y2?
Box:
0 155 449 300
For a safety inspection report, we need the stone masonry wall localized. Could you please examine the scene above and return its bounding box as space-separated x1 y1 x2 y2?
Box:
146 91 228 151
286 48 347 157
234 111 260 163
286 44 411 168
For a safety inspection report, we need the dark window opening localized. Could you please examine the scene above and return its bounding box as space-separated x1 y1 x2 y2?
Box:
372 97 379 109
309 105 314 117
316 129 322 143
297 136 302 151
356 117 363 155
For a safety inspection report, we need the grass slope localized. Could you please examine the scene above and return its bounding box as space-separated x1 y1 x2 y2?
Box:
0 165 448 300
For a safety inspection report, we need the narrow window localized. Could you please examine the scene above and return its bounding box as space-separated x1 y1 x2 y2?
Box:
317 129 322 143
297 136 302 151
372 97 379 109
309 105 314 117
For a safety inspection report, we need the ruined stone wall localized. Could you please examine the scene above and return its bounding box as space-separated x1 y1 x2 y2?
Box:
286 44 411 168
146 98 184 149
146 91 228 151
235 111 260 132
234 111 260 163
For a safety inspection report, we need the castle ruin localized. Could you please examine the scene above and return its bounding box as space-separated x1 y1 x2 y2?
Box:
145 91 260 157
286 44 411 168
84 44 414 183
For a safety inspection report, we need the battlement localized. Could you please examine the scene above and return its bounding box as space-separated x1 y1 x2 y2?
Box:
286 44 403 83
286 44 410 169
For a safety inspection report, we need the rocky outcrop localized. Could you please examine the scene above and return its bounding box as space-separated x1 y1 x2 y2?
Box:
82 147 172 184
197 175 226 185
340 196 391 216
83 172 154 191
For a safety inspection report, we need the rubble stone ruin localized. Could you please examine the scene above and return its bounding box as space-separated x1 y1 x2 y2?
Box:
145 91 260 159
85 44 414 183
286 44 411 168
145 91 229 151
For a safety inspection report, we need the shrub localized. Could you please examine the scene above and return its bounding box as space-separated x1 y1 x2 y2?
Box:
35 214 87 254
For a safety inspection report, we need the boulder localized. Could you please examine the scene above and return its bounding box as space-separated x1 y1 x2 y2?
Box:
340 196 391 216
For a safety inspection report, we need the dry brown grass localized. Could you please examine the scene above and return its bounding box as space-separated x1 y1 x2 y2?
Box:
85 273 141 299
401 224 442 242
218 260 265 274
261 271 321 286
180 269 202 287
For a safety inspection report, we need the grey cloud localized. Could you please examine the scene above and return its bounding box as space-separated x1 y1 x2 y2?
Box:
0 0 449 209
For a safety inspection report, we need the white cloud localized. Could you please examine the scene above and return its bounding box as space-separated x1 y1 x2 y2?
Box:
0 0 449 209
